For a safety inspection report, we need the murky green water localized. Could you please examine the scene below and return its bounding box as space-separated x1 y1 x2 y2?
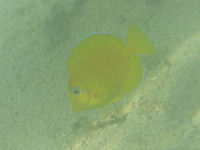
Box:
0 0 200 150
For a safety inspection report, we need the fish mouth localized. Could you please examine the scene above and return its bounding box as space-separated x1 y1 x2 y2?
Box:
72 105 82 112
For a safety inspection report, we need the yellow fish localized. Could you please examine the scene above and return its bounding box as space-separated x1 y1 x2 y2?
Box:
67 24 155 112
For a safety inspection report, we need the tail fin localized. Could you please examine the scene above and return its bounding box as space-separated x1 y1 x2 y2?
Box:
126 24 155 54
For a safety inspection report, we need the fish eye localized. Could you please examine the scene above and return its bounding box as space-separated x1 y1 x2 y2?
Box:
72 87 81 95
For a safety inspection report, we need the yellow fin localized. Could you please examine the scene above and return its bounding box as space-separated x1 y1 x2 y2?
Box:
126 24 155 54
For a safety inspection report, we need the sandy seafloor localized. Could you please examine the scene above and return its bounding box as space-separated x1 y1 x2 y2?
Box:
0 0 200 150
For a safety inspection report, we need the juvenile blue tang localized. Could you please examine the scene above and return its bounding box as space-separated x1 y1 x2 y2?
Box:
67 24 155 112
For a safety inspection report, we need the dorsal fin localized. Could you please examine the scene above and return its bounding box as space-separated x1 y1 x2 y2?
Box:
126 24 155 54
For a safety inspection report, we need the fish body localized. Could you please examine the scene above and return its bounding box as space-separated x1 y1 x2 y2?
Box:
67 24 155 112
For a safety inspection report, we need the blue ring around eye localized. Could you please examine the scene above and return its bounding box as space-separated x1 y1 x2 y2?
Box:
72 87 81 95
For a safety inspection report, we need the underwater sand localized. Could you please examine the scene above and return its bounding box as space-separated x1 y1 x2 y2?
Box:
0 0 200 150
